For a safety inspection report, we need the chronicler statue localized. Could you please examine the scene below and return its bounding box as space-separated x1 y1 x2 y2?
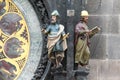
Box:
75 10 101 69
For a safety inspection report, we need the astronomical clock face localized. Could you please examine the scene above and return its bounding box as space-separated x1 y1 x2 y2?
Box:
0 0 30 80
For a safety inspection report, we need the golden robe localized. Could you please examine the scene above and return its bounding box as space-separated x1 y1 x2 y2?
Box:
75 22 90 65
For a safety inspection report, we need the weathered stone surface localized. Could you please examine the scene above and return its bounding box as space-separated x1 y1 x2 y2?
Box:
88 59 120 80
108 35 120 59
113 0 120 14
88 15 108 34
75 69 89 80
88 60 99 80
86 0 120 79
13 0 42 80
87 0 120 60
90 34 106 59
107 15 119 33
54 72 66 80
86 0 113 15
88 15 119 34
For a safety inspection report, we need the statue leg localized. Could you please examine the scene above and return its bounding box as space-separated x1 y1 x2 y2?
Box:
55 52 64 69
49 52 57 70
51 58 57 69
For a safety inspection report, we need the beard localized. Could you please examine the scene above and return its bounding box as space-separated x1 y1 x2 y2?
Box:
84 20 88 23
82 18 88 23
51 19 56 24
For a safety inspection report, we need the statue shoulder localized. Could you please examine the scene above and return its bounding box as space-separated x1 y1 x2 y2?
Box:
59 24 64 30
76 22 84 28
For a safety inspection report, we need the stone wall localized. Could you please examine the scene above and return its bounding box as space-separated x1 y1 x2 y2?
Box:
88 60 120 80
86 0 120 80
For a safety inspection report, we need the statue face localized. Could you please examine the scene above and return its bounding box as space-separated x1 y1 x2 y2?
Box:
51 15 57 23
83 16 89 22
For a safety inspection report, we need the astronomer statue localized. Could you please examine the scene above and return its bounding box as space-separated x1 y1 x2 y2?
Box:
42 10 68 71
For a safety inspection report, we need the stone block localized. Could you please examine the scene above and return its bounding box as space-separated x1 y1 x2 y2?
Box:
54 72 66 80
88 15 108 34
108 35 120 59
75 69 89 80
86 0 113 15
90 34 106 59
113 0 120 14
88 60 99 80
88 59 120 80
98 60 120 80
107 16 119 34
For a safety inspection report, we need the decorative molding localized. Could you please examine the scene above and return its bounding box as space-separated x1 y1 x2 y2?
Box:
29 0 51 80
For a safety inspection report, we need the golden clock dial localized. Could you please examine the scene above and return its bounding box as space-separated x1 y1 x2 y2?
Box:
0 0 30 80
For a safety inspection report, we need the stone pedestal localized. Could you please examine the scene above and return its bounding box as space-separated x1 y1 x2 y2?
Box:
54 68 89 80
75 68 89 80
54 71 67 80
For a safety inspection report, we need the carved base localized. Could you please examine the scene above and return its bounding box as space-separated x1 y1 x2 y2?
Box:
75 68 89 80
54 71 67 80
53 68 89 80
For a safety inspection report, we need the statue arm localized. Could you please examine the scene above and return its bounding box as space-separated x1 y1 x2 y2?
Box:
75 25 89 35
41 26 50 34
88 26 101 38
57 24 64 36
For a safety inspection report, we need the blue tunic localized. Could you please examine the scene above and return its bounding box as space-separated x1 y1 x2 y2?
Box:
46 24 65 37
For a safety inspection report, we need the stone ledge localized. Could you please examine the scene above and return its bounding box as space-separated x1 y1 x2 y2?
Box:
88 59 120 80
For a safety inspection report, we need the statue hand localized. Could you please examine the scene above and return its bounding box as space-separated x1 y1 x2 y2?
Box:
97 26 101 31
85 30 90 33
62 33 69 40
41 28 45 32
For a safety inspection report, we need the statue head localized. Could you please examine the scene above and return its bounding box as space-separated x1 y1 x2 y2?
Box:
51 10 60 24
80 10 89 23
81 10 89 17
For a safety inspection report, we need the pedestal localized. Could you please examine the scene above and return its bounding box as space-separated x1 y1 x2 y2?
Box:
75 68 89 80
54 71 67 80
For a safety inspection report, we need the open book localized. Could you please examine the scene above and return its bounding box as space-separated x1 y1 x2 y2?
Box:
90 26 101 34
89 26 101 38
